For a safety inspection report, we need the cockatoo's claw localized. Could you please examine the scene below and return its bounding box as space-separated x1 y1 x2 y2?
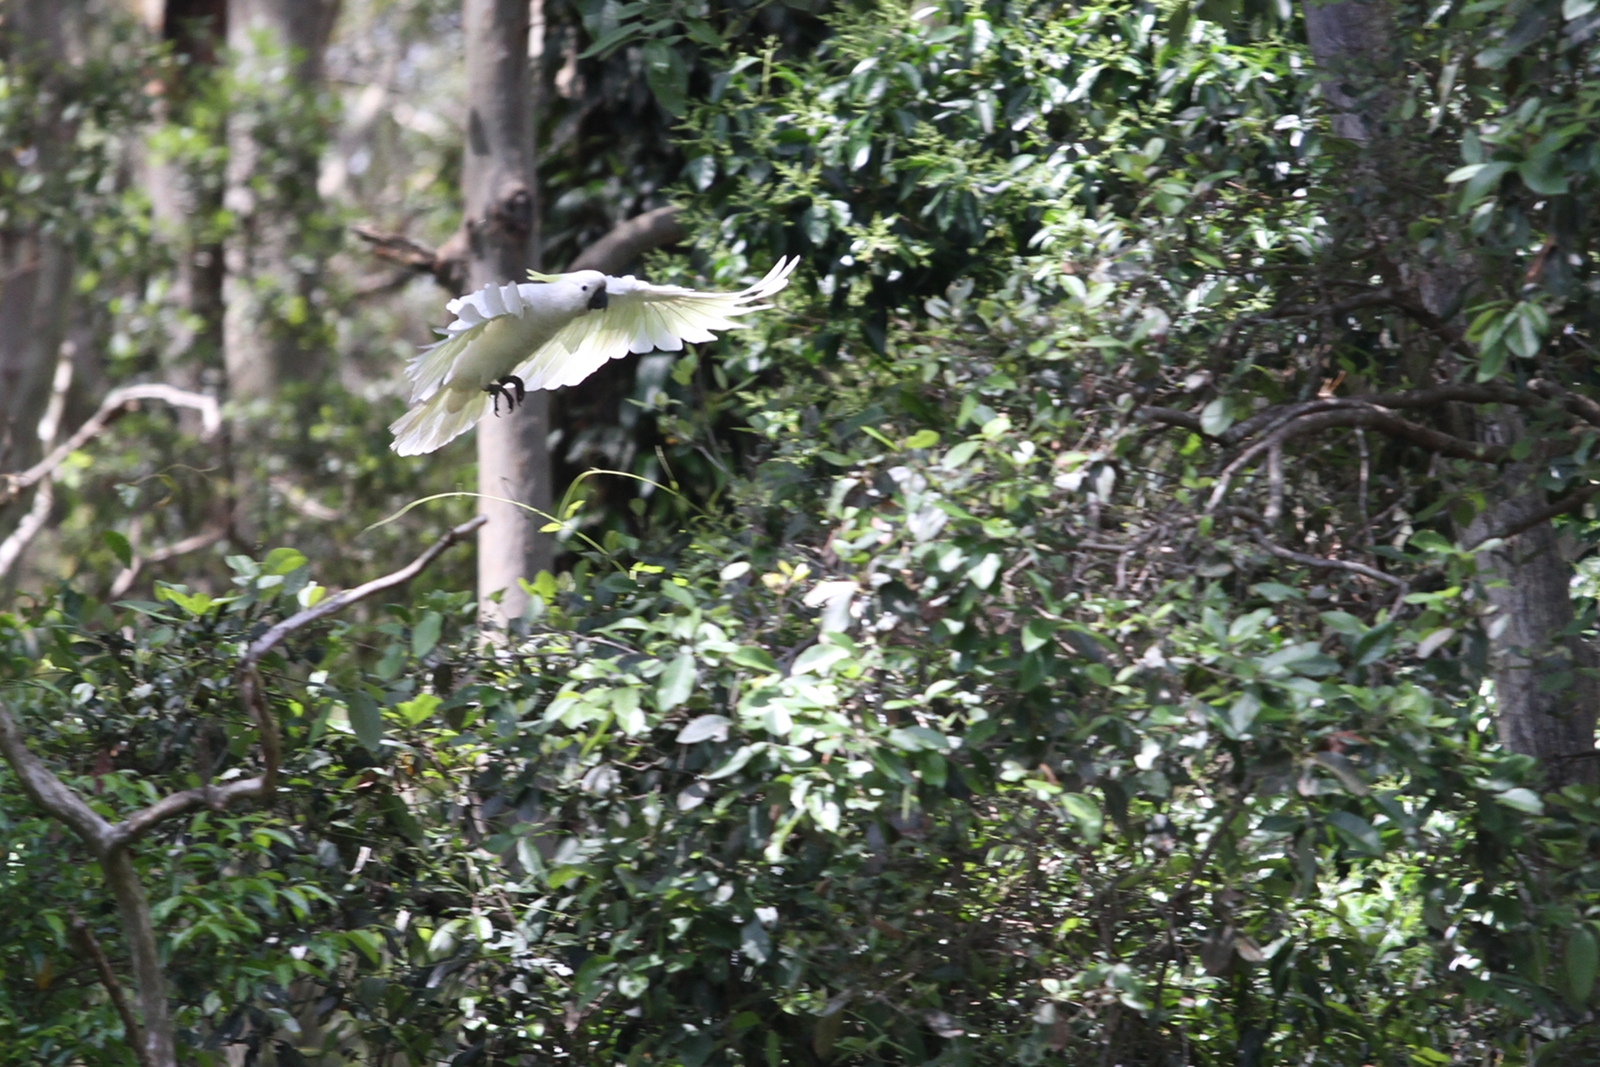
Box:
484 376 528 416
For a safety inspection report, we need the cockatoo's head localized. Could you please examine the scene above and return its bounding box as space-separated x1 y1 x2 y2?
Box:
523 269 609 312
568 270 609 310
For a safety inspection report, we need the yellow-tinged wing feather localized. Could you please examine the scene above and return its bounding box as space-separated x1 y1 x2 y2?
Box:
515 257 799 391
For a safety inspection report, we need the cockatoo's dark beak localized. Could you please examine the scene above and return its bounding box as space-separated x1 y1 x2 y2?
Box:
587 285 609 310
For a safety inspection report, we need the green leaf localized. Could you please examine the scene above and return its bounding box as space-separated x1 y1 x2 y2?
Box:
968 553 1002 589
904 429 941 450
705 744 756 780
1568 926 1597 1003
741 919 771 964
1061 793 1103 845
730 646 779 673
396 692 440 727
1505 303 1546 358
1200 398 1233 436
677 714 731 744
1452 160 1511 206
791 643 851 677
412 611 443 658
348 692 385 753
102 530 132 568
1517 155 1568 196
941 440 981 468
1021 619 1054 653
642 39 689 116
1228 690 1261 735
263 547 308 576
346 929 383 965
656 654 697 711
1327 810 1383 855
1494 786 1544 814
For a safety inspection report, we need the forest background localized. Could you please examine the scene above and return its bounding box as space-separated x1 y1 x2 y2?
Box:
3 0 1600 1063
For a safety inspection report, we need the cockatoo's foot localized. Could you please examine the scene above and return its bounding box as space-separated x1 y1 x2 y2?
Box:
484 375 528 416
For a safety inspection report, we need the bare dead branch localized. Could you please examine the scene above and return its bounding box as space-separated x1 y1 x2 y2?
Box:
1134 406 1203 434
70 914 149 1067
350 223 469 294
1138 383 1542 444
0 354 75 579
0 384 221 509
1528 378 1600 428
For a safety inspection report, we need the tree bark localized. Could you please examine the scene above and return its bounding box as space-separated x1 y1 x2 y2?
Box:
0 0 80 547
146 0 229 393
222 0 340 401
464 0 548 627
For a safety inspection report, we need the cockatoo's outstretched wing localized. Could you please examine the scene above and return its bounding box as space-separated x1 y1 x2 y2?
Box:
512 257 800 390
390 258 797 456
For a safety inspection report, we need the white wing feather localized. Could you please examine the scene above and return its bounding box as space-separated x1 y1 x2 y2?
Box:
513 257 798 391
392 258 797 455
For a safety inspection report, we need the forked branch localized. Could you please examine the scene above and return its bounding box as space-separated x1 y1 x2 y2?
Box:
0 514 484 1067
0 384 222 509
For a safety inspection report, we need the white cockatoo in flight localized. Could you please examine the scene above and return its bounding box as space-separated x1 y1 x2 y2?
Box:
389 257 799 456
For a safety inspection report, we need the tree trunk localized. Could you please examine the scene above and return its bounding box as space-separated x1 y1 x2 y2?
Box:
147 0 229 394
222 0 339 402
1466 454 1600 789
1301 0 1599 788
0 0 80 550
464 0 549 627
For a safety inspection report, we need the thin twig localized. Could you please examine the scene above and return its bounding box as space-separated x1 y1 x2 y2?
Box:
1354 428 1371 553
1264 442 1284 524
1247 530 1404 586
1207 405 1505 513
109 527 228 600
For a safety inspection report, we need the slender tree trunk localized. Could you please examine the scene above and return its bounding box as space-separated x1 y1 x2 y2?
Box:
1301 0 1599 787
0 0 80 549
464 0 549 626
148 0 229 393
222 0 339 402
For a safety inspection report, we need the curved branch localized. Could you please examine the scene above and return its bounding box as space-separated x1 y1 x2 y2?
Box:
0 702 117 851
0 384 221 508
1207 405 1505 512
566 206 686 275
1247 530 1404 587
1138 383 1558 445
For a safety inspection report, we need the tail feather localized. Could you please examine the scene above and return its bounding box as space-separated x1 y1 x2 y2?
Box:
390 388 491 456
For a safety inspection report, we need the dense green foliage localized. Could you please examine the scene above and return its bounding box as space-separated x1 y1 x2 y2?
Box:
6 0 1600 1063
